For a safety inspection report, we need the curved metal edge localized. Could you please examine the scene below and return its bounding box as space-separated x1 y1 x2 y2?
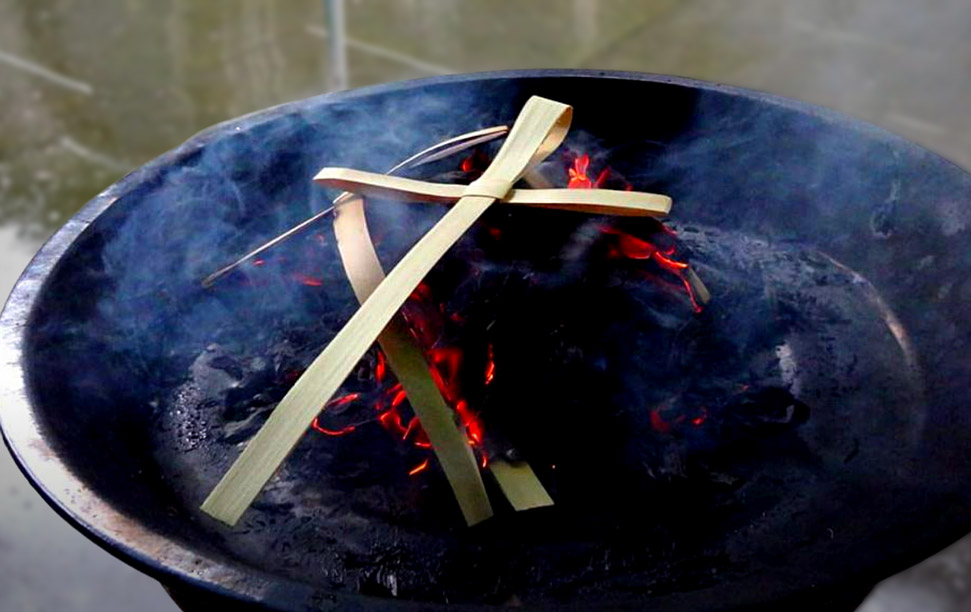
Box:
0 216 283 604
2 69 970 611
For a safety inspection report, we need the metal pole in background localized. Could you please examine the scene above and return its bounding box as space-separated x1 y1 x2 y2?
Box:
324 0 349 91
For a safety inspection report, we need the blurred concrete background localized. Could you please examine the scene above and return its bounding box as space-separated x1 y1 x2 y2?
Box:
1 1 970 610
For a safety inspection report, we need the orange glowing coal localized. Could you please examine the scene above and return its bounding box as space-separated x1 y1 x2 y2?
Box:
408 458 430 476
599 226 703 313
310 283 489 477
484 344 496 386
565 153 703 313
567 153 610 189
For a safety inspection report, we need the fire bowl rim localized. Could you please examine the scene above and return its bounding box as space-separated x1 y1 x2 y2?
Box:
1 68 966 611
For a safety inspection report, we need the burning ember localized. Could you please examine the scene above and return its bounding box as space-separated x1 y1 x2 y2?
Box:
564 153 704 313
309 280 488 476
599 225 704 313
299 279 487 463
567 153 608 189
649 405 708 434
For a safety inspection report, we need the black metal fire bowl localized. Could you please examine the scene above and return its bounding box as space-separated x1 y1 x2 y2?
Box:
3 70 971 612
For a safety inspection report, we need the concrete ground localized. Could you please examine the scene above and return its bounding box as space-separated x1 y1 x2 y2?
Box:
0 1 969 610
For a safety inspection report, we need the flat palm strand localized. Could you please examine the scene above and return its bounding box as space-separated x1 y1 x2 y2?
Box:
314 167 671 217
489 459 554 509
334 191 550 519
201 96 573 525
333 195 493 524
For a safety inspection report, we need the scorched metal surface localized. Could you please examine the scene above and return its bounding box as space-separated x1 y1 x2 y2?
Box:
2 70 971 611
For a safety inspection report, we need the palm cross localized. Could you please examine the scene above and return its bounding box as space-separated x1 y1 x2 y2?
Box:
202 96 692 527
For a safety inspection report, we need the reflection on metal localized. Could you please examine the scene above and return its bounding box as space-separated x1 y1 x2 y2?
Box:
305 25 454 76
818 252 920 376
0 48 94 95
818 251 925 443
324 0 348 91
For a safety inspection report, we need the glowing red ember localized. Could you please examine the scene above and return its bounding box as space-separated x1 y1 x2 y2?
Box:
691 408 709 427
484 344 496 385
649 408 672 434
375 351 387 383
408 458 430 476
309 283 490 475
565 154 703 313
567 153 610 189
293 273 323 287
310 419 356 436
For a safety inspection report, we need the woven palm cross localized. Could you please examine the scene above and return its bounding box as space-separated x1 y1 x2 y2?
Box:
203 96 679 526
